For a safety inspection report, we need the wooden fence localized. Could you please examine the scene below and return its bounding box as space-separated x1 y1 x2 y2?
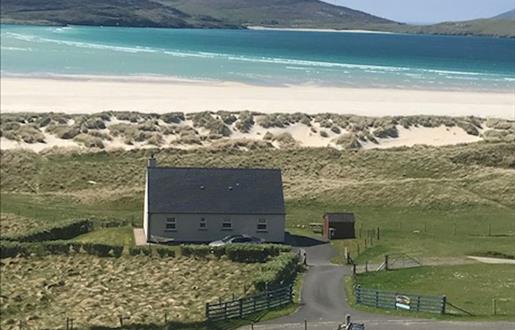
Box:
206 285 293 321
355 286 446 314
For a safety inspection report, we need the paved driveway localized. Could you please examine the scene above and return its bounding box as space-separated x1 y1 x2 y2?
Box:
239 237 515 330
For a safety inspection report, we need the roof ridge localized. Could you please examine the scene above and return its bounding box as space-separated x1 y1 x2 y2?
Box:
149 166 281 171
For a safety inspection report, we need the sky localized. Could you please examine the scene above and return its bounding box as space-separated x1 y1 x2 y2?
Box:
326 0 515 24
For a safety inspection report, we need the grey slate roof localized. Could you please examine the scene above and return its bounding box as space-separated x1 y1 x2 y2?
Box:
324 213 355 223
147 167 285 215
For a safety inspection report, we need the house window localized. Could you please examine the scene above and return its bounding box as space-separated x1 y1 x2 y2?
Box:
257 218 267 232
165 217 176 231
222 218 232 231
199 217 207 230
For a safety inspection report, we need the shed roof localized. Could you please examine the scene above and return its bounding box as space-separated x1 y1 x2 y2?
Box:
324 213 355 223
147 167 285 215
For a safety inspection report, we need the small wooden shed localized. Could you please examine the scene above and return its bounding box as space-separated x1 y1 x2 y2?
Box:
323 213 356 240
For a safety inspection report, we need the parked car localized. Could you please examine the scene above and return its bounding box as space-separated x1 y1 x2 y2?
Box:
209 234 263 246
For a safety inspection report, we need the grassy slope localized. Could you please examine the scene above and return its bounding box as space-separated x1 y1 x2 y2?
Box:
354 264 515 317
2 0 513 37
1 142 514 257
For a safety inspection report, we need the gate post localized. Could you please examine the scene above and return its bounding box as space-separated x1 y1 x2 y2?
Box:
239 298 244 318
384 255 389 271
441 296 447 314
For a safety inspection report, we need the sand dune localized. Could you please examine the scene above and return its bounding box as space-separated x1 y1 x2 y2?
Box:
1 111 512 153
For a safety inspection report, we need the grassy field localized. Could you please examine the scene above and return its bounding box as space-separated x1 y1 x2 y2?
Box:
0 255 260 329
353 264 515 318
1 142 514 322
1 143 514 256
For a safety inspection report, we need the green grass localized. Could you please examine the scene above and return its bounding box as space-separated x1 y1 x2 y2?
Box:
352 264 515 319
73 226 135 246
287 200 515 263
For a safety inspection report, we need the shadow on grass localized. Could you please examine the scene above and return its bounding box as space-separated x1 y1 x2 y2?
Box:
285 232 327 247
89 307 292 330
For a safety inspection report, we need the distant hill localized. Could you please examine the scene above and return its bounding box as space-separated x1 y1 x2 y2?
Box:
493 8 515 20
0 0 398 30
402 18 515 38
1 0 514 37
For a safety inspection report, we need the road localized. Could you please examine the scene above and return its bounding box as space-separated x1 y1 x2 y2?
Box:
238 237 515 330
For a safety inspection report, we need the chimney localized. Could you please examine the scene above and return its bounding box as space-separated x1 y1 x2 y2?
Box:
148 154 157 168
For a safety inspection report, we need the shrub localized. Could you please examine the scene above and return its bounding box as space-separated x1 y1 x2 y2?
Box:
180 244 212 258
273 133 297 148
372 125 399 138
0 241 26 258
83 118 106 130
111 245 124 257
263 132 274 141
17 125 46 143
3 219 93 242
46 124 81 139
331 126 341 134
129 246 151 256
161 112 185 124
253 253 298 291
155 246 176 258
225 244 289 263
320 130 329 138
457 121 480 136
235 111 255 133
42 241 72 255
74 134 105 149
334 133 362 150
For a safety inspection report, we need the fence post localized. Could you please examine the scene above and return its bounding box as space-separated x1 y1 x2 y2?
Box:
416 296 421 312
384 255 389 271
355 285 361 304
205 302 210 320
304 320 307 330
352 264 357 277
365 261 368 273
441 296 447 314
377 227 380 240
224 302 228 320
239 298 244 318
492 298 497 315
375 290 379 308
164 312 168 324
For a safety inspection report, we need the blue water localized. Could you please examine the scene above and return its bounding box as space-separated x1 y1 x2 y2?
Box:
1 24 514 91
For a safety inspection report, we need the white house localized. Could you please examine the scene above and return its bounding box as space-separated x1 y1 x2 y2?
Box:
143 156 286 243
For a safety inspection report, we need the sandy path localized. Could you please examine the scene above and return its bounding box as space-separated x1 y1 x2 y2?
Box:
1 76 514 119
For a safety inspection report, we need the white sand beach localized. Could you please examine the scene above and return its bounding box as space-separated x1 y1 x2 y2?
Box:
1 75 513 119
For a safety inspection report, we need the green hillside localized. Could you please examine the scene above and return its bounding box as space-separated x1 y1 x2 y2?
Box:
1 0 514 37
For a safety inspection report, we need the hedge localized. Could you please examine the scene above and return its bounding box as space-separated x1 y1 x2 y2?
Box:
1 219 93 242
129 246 152 256
0 241 124 259
253 253 298 291
180 244 291 262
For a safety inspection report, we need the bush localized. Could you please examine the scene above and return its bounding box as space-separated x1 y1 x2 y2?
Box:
3 219 93 242
111 245 124 257
129 246 151 256
320 130 329 138
180 244 212 258
331 126 341 134
42 241 72 255
155 246 176 258
253 253 298 291
161 112 185 124
225 244 289 263
235 111 255 133
372 125 399 138
0 241 26 258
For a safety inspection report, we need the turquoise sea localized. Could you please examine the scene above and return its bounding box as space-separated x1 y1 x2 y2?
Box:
1 24 514 91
